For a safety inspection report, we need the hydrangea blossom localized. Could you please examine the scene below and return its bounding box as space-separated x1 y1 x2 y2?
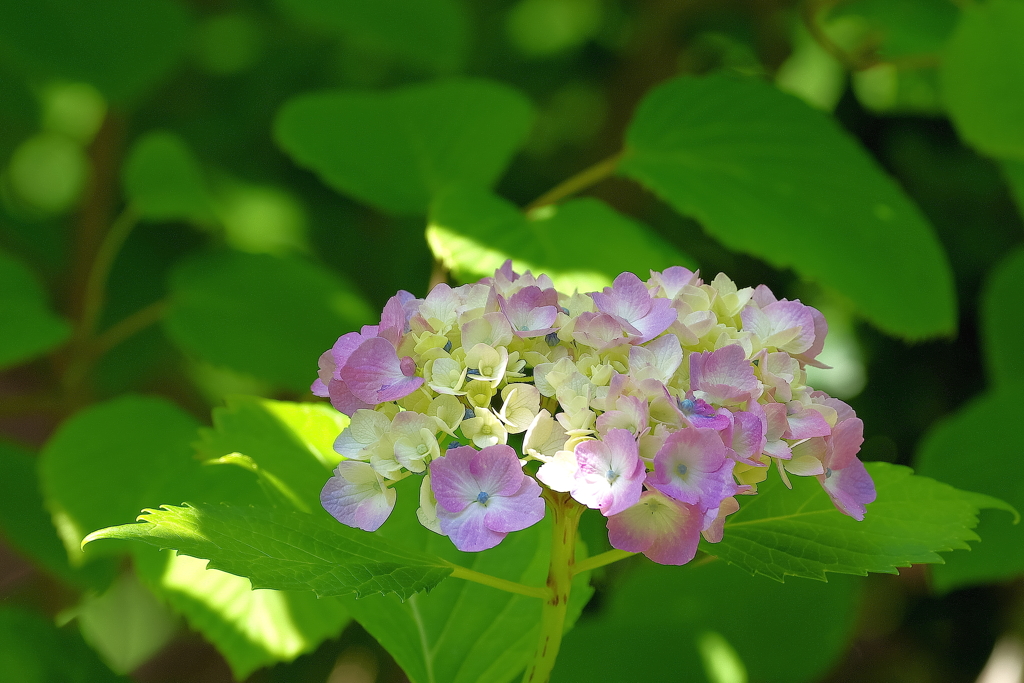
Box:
316 262 875 564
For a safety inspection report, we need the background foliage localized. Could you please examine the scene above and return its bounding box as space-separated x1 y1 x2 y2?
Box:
1 0 1022 682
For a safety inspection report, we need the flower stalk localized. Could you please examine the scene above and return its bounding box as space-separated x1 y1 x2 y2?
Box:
522 490 584 683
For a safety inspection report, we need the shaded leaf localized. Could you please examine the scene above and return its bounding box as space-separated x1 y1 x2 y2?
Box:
0 607 127 683
0 250 71 369
274 0 468 73
915 393 1024 590
0 0 190 103
123 131 215 223
981 247 1024 392
135 550 351 680
84 502 454 600
941 0 1024 161
428 188 695 293
621 74 956 339
274 79 534 214
163 250 374 391
556 560 862 683
704 462 1014 581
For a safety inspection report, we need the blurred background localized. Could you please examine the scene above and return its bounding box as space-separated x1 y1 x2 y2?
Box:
0 0 1022 682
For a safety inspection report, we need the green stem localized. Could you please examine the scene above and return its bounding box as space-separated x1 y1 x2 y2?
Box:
78 205 139 342
524 153 623 212
448 565 549 599
522 491 583 683
571 548 635 577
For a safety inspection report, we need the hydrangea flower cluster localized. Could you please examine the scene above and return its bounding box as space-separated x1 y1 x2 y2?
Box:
315 262 875 565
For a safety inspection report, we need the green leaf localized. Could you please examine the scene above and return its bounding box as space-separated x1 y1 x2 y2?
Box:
428 188 695 293
37 395 258 563
0 440 114 588
941 0 1024 161
84 502 454 600
134 549 351 680
0 250 72 369
915 392 1024 590
274 0 468 73
73 570 180 674
0 607 127 683
837 0 958 59
122 131 215 223
704 462 1013 582
981 247 1024 391
196 395 348 513
163 250 375 391
620 74 957 340
1002 159 1024 220
556 560 862 683
341 477 593 683
0 0 190 103
274 79 534 214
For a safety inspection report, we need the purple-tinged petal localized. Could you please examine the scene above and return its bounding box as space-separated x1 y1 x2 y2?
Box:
648 266 699 299
592 272 652 320
377 293 407 348
483 476 545 533
751 284 777 308
819 457 875 521
321 461 396 532
689 344 759 406
725 410 767 466
327 378 374 416
700 496 740 543
571 429 646 516
783 404 832 439
469 444 525 497
429 446 481 513
341 337 424 405
436 504 504 552
675 395 732 431
648 428 737 508
572 312 632 350
606 490 703 565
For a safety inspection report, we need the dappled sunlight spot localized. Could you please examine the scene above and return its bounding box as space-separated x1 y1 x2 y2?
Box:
697 630 748 683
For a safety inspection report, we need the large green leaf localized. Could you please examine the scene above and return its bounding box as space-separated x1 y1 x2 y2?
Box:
914 393 1024 590
837 0 958 59
941 0 1024 161
427 188 695 293
122 131 215 223
274 79 534 214
0 250 71 369
341 477 592 683
0 0 190 103
37 395 254 562
555 560 862 683
163 250 374 391
981 247 1024 392
0 607 126 683
620 74 957 340
135 550 351 680
0 440 114 588
1002 159 1024 219
274 0 468 73
196 395 347 513
704 462 1015 582
84 502 453 600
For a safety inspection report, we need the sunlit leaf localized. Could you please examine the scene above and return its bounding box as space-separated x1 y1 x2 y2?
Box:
0 250 72 369
941 0 1024 161
135 550 351 680
274 0 468 73
123 131 215 223
621 74 957 339
0 0 190 103
704 462 1015 581
37 395 258 562
427 188 694 293
274 79 534 214
556 560 862 683
84 502 454 600
163 250 375 391
195 395 347 513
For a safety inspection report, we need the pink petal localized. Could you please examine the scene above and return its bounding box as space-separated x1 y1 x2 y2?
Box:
341 337 424 404
606 491 703 565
